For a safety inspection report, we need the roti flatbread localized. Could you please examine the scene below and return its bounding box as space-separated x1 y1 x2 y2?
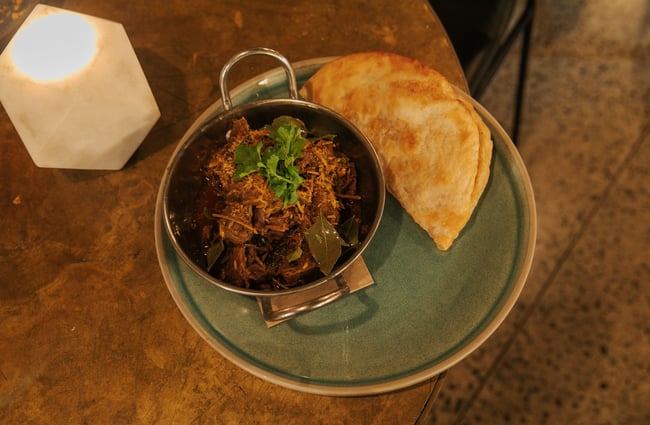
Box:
300 52 492 250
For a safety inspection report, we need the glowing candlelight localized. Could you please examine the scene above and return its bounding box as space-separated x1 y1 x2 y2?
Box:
11 12 98 82
0 5 160 170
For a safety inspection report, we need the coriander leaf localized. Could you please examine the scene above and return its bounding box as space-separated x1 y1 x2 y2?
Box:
288 136 306 164
284 164 303 186
263 153 280 179
284 188 299 206
232 117 307 206
273 127 293 159
270 116 306 137
270 117 307 162
269 177 289 201
233 143 262 180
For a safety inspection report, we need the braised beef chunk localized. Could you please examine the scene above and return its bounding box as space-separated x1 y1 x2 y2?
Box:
196 117 360 290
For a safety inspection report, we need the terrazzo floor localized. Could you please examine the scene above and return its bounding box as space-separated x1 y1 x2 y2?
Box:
420 0 649 424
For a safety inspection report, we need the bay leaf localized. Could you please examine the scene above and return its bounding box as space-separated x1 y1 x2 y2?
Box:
304 211 344 275
206 239 225 271
338 217 360 247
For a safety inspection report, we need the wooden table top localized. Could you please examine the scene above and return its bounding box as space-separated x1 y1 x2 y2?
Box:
0 1 466 423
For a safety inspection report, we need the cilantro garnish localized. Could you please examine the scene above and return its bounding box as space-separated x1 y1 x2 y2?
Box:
233 116 307 206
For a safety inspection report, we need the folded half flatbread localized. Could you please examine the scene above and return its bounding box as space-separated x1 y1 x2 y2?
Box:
300 52 492 250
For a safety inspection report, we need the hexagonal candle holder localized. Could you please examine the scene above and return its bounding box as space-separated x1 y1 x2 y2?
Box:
0 4 160 170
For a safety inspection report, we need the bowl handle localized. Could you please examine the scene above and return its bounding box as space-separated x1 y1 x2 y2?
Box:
259 276 350 323
219 47 299 111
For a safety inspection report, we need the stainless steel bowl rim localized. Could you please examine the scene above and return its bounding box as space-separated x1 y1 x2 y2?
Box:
161 97 386 298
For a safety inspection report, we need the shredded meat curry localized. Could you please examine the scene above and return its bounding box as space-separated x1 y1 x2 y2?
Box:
194 117 361 290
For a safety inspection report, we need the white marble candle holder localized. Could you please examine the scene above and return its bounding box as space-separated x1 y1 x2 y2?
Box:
0 4 160 170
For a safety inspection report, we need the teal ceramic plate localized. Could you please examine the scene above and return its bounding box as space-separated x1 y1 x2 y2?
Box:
154 57 536 396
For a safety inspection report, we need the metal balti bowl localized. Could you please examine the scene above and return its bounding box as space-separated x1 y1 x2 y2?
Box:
160 48 385 319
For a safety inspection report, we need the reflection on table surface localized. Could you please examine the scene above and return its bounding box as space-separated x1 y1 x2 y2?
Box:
0 1 465 423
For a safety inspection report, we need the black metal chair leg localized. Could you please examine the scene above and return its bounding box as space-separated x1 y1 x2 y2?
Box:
511 0 534 144
430 0 535 146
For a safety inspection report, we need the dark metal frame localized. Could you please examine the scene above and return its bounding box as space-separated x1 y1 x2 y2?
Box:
431 0 535 144
471 0 535 144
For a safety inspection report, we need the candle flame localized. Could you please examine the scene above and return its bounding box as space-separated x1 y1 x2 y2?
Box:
10 12 98 82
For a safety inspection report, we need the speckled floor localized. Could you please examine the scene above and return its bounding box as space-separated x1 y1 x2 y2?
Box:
421 1 649 424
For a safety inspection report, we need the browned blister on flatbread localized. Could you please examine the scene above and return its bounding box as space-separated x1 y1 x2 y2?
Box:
300 51 492 250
